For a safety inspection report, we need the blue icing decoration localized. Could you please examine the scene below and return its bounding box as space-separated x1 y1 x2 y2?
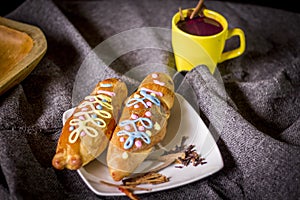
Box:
117 118 153 149
126 90 160 108
100 83 113 87
91 114 97 118
140 90 160 106
96 105 102 110
118 89 162 149
117 130 151 149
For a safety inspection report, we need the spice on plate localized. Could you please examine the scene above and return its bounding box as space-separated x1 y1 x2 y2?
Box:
175 144 207 168
100 144 206 199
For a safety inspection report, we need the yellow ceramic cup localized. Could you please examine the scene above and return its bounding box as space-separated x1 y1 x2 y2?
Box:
172 9 246 73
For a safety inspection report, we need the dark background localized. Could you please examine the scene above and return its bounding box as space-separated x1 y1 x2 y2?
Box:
0 0 299 16
1 0 26 16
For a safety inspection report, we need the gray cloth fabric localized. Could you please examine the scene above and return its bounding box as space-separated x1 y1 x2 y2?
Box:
1 0 300 199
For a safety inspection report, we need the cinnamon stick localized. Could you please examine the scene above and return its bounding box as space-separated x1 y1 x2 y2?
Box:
179 7 185 21
100 180 151 191
118 187 140 200
190 0 204 19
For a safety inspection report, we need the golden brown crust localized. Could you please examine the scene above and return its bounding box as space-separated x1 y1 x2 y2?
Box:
139 72 174 91
52 116 82 170
109 73 174 152
52 78 128 170
107 72 175 181
138 72 174 109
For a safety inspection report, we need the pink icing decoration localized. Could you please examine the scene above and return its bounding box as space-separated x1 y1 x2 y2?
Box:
120 137 125 142
152 73 158 78
96 90 116 97
131 114 138 119
89 98 95 102
81 107 88 111
80 131 86 136
146 101 152 107
145 111 152 117
135 140 142 148
125 125 131 131
153 79 165 86
134 104 139 109
138 126 145 131
78 116 85 121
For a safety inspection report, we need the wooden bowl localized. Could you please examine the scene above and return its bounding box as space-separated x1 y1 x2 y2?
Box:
0 17 47 95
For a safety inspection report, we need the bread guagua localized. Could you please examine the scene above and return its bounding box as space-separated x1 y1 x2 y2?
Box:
52 78 128 170
107 72 175 181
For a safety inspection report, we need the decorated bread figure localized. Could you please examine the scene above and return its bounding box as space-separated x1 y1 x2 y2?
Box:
52 78 128 170
107 72 175 181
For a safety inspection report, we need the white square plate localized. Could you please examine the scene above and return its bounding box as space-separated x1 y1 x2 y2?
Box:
62 93 224 196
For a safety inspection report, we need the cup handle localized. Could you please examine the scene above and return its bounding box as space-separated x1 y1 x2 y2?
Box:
219 28 246 63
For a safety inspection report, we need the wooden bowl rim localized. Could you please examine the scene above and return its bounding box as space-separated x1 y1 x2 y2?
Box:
0 16 47 95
